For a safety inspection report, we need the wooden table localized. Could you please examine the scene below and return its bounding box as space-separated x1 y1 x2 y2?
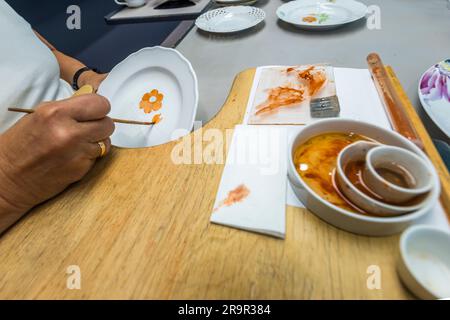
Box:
2 68 447 300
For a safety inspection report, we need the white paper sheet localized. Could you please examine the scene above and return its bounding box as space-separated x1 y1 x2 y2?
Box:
210 125 288 238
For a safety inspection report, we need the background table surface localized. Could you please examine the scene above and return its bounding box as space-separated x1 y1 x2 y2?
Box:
177 0 450 143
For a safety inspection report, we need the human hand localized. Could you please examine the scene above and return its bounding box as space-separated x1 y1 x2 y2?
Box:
0 94 114 228
78 71 108 92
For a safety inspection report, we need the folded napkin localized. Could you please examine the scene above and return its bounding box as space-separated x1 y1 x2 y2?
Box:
210 125 287 238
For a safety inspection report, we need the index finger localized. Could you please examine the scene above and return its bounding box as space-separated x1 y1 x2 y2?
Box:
62 94 111 122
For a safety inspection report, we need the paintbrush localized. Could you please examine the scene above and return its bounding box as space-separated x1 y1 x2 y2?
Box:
8 108 155 126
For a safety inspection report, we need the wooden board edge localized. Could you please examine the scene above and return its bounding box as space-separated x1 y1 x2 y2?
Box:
386 66 450 222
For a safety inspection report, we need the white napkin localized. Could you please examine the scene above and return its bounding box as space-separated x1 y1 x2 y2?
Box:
210 125 287 238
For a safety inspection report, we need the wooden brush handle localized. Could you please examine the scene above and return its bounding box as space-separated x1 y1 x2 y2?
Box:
367 53 423 149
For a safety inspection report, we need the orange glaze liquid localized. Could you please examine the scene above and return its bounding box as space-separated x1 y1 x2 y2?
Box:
293 132 373 215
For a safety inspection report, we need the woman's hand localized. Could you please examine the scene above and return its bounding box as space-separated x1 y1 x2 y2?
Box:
0 94 114 233
78 71 108 92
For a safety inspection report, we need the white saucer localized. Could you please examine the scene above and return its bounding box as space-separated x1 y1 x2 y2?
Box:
195 6 265 33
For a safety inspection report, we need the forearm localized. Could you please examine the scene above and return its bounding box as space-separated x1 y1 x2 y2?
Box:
0 196 27 235
0 146 29 234
34 31 99 88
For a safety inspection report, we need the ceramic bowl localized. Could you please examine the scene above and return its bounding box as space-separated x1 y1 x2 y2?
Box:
398 225 450 299
364 145 434 204
335 142 432 217
287 119 440 236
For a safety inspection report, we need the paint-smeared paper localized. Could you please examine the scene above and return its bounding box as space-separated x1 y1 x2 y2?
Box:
211 125 287 238
247 65 337 125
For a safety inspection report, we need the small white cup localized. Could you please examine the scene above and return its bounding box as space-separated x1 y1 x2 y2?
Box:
364 146 433 204
335 141 432 217
115 0 146 8
398 225 450 299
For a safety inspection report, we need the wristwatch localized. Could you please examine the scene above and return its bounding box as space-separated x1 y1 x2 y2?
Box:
72 67 101 90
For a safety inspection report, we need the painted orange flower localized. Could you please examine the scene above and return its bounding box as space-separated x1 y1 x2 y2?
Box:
139 89 164 114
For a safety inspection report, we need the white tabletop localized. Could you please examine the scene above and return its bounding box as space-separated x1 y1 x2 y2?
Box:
176 0 450 142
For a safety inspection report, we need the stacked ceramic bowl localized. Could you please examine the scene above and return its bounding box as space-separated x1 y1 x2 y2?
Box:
287 119 440 236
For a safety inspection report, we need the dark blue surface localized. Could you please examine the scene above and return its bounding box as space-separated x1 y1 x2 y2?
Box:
5 0 178 72
434 140 450 172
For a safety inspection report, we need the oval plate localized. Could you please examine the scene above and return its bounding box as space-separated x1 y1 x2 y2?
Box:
195 6 265 33
98 47 198 148
277 0 368 30
418 59 450 138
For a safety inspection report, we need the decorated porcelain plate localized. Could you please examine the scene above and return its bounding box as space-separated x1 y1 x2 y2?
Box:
195 6 265 33
276 0 368 30
98 47 198 148
419 59 450 138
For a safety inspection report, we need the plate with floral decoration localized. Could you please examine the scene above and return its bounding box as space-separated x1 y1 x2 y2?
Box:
276 0 368 30
98 47 198 148
419 59 450 138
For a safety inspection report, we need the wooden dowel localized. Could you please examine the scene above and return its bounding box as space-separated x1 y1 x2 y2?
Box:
367 53 423 149
8 108 154 126
367 54 450 220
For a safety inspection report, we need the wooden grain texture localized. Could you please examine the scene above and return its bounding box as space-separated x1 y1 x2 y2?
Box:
0 68 424 300
386 66 450 220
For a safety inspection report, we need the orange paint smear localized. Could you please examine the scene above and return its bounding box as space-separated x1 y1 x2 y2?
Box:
302 16 317 23
295 66 327 96
255 87 305 115
152 114 162 124
214 184 250 212
255 66 327 116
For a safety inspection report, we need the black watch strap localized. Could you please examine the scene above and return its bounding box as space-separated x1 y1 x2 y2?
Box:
72 67 91 90
72 67 101 90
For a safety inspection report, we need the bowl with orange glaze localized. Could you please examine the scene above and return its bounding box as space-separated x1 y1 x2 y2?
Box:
287 119 440 236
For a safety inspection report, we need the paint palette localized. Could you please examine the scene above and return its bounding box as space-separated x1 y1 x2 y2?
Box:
247 64 338 125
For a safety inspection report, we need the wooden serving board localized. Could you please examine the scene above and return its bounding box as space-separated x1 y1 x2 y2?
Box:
0 68 447 299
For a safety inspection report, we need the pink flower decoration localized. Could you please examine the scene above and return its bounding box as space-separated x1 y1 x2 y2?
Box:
420 59 450 102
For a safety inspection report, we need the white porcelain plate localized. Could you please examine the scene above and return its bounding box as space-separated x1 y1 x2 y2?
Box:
98 47 198 148
276 0 368 30
418 59 450 138
215 0 259 6
195 6 265 33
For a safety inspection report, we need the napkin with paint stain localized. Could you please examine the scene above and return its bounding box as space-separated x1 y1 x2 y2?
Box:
210 125 287 238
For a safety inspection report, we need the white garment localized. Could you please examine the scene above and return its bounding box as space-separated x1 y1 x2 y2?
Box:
0 0 73 133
